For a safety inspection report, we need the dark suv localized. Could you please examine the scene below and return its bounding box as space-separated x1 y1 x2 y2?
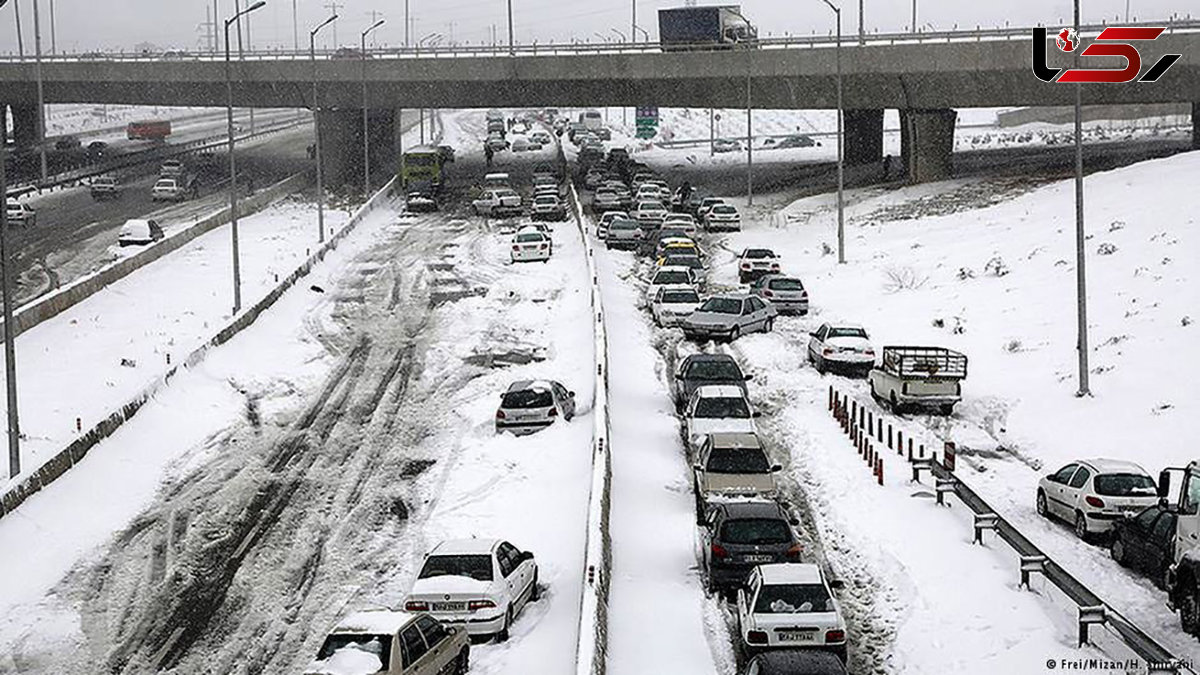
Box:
674 353 752 412
701 500 802 596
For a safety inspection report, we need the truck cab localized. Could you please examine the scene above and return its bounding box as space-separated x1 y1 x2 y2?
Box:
1160 462 1200 634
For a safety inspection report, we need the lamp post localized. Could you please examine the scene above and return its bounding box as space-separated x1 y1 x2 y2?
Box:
1 0 22 479
910 0 917 33
858 0 864 44
820 0 845 264
506 0 514 55
225 1 267 315
311 13 338 244
1072 0 1090 397
745 42 753 206
32 0 47 181
362 18 385 202
417 33 441 144
10 0 23 58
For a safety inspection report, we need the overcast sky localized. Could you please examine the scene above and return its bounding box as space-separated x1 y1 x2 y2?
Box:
0 0 1194 53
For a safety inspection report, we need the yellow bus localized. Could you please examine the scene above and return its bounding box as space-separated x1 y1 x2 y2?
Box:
400 145 444 190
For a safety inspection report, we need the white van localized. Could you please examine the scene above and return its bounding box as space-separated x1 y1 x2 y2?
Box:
578 110 603 130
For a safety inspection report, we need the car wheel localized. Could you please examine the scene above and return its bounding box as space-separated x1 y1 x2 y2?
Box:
889 392 901 413
1182 588 1200 636
764 318 774 333
814 355 826 374
730 326 741 341
940 403 955 416
1074 511 1090 541
1036 490 1050 519
494 607 513 643
529 571 541 602
1110 538 1128 567
454 648 470 675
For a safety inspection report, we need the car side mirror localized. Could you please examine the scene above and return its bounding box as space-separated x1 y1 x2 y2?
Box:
809 332 818 338
568 391 576 398
789 517 800 526
752 411 762 418
771 464 783 473
520 551 535 562
693 463 703 472
743 374 754 381
829 579 846 590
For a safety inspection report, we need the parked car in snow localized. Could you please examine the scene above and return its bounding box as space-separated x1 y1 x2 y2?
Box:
494 379 576 434
662 213 699 237
159 158 185 177
681 294 776 343
151 175 197 202
737 248 781 283
530 194 567 221
632 200 669 229
695 196 726 220
806 323 875 376
404 538 539 642
1111 503 1177 586
304 610 469 675
473 188 522 217
511 227 553 263
713 138 742 153
4 200 36 227
684 384 759 451
405 191 438 212
596 211 628 239
692 431 781 518
658 253 705 274
605 217 644 251
701 500 803 595
868 346 967 414
117 218 165 247
736 563 848 659
483 172 512 190
645 265 698 303
737 651 848 675
1037 459 1160 540
750 275 809 315
592 188 624 213
704 203 742 232
650 285 702 327
90 174 123 201
673 353 751 412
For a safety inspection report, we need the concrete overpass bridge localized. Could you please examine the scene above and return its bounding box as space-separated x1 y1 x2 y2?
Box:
3 22 1198 184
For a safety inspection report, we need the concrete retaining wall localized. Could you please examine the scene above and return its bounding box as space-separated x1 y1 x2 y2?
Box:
0 176 396 520
2 171 310 339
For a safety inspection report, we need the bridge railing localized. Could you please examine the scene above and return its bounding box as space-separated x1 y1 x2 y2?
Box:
2 19 1199 63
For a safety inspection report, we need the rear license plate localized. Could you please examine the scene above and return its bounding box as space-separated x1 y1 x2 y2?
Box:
778 631 816 643
433 602 466 612
743 554 773 563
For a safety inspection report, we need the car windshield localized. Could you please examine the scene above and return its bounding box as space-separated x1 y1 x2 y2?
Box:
666 256 703 269
501 388 553 408
535 197 557 205
155 180 175 187
699 298 742 315
686 360 743 381
827 327 868 339
316 634 391 662
418 554 494 581
754 583 834 614
611 220 638 231
1094 473 1158 497
653 271 691 285
744 249 774 259
706 447 769 474
693 396 751 419
515 233 544 243
721 518 792 545
769 278 805 291
662 290 700 304
712 206 736 214
496 190 518 198
406 154 439 166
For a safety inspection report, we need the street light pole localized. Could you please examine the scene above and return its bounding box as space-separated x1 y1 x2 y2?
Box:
11 0 23 59
745 44 753 206
1073 0 1090 396
507 0 514 55
225 1 267 315
821 0 845 264
405 0 410 47
858 0 864 44
48 0 55 54
1 110 22 479
312 13 337 244
293 0 299 50
910 0 917 33
32 0 47 181
362 19 385 202
631 0 636 47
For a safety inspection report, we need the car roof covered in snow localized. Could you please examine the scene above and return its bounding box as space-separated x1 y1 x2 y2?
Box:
682 353 739 365
1080 458 1150 475
707 431 763 450
694 384 748 399
758 563 823 585
332 609 416 635
430 538 500 556
715 499 784 519
506 379 557 394
655 265 693 276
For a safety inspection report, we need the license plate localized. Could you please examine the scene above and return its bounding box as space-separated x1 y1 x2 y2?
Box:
778 631 816 642
743 554 773 563
433 602 466 612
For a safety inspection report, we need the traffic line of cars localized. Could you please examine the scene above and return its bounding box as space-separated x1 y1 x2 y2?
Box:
577 150 851 674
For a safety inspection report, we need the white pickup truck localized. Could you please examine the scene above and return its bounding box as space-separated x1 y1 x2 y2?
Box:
868 346 967 415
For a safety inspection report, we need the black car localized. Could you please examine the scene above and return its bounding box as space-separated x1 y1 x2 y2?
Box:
1111 504 1177 587
674 353 751 412
702 500 802 596
739 650 849 675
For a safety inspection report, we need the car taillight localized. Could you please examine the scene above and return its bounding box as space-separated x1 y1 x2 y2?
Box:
823 348 834 356
785 544 802 560
740 263 751 269
770 263 780 269
539 244 547 250
746 630 769 644
711 544 729 559
405 600 429 611
801 290 809 298
548 407 558 418
763 290 774 298
468 599 496 611
496 410 506 420
825 629 845 643
1085 496 1105 508
512 245 520 251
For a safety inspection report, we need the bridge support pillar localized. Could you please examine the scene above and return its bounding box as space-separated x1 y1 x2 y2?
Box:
900 108 957 183
364 109 397 186
1192 102 1199 150
844 109 884 167
317 109 360 188
9 103 42 149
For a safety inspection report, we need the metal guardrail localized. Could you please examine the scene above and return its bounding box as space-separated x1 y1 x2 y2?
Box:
2 19 1198 62
5 118 309 199
829 388 1195 674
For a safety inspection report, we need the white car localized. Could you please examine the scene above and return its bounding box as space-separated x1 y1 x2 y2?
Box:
473 188 522 217
511 135 532 152
684 384 759 450
696 197 726 221
663 213 698 237
151 176 194 202
806 323 875 376
4 200 36 227
645 265 698 304
705 203 742 232
304 610 470 675
404 538 539 642
737 248 781 283
1037 459 1160 539
650 285 701 327
632 200 668 227
482 172 512 190
736 563 847 659
511 227 552 263
117 218 165 247
596 211 628 239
